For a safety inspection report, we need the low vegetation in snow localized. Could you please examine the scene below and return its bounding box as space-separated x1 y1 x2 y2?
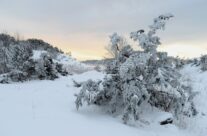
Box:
0 13 207 136
0 34 90 83
74 14 198 126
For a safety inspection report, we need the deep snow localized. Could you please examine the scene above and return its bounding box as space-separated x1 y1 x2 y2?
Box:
0 66 207 136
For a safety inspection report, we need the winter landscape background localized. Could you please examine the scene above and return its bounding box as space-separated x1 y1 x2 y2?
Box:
0 0 207 136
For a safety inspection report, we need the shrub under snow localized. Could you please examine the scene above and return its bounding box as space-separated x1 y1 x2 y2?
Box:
200 55 207 71
0 35 69 83
0 51 69 83
74 14 197 124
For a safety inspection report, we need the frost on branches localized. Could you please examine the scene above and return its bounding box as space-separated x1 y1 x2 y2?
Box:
74 14 197 124
0 34 68 83
105 33 127 58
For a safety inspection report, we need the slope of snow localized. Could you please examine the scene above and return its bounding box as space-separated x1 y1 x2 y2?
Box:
55 54 92 73
56 53 85 66
0 66 206 136
180 64 207 136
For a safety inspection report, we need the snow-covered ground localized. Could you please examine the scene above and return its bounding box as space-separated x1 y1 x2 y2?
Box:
0 65 206 136
180 65 207 136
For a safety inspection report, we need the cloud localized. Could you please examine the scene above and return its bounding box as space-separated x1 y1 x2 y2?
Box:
0 0 206 60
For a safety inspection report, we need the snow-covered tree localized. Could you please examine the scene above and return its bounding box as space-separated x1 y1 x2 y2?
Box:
74 14 197 124
105 33 127 58
130 14 174 59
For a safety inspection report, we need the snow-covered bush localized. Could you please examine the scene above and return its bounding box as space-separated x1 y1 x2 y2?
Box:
24 52 69 80
94 65 102 72
27 39 63 58
35 53 58 80
10 42 33 70
6 70 28 82
0 34 16 74
175 58 185 69
75 14 197 124
105 33 127 58
55 63 69 76
200 55 207 71
0 34 70 83
0 34 63 74
75 80 102 110
0 52 62 83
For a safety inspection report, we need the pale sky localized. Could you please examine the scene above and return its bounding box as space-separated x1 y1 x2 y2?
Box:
0 0 206 60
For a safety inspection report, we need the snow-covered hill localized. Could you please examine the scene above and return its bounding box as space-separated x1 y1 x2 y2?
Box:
55 53 92 74
0 34 92 83
0 65 206 136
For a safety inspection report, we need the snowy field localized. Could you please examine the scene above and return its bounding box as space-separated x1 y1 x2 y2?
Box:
0 66 207 136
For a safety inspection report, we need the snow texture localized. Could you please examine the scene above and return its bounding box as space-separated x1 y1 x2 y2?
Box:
55 53 92 74
32 50 47 60
0 66 206 136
